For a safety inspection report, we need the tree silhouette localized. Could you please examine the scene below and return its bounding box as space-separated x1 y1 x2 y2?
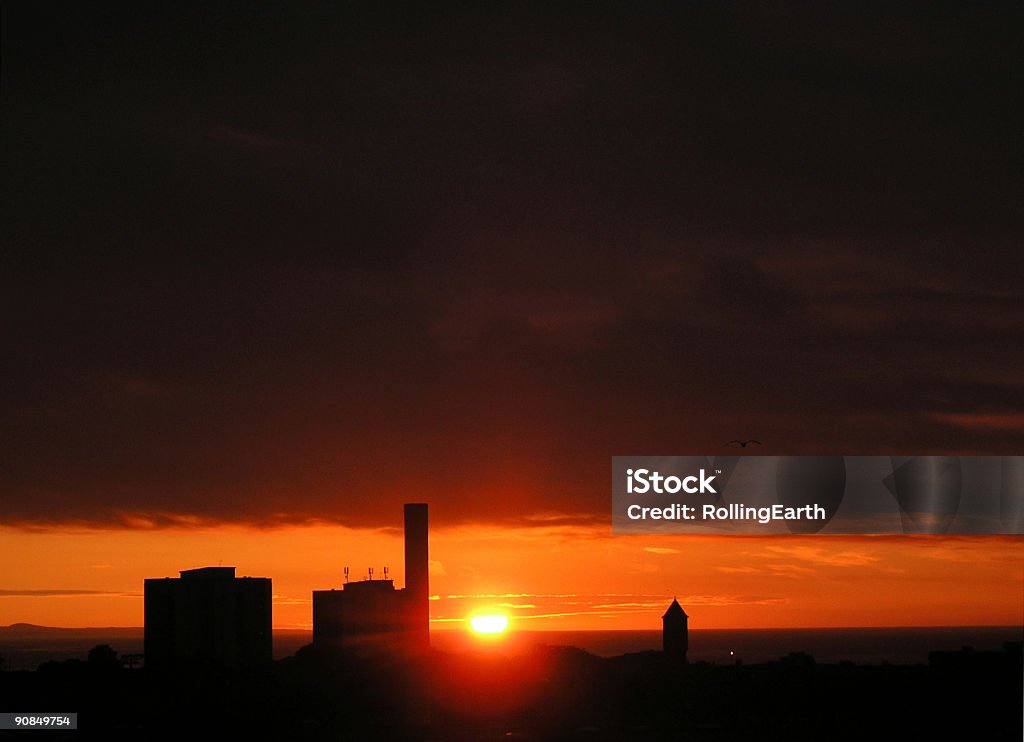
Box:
87 644 119 669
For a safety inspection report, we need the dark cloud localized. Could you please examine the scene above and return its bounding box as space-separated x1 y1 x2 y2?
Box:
2 4 1021 529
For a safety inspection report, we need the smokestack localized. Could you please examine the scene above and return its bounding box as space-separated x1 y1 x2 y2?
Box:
404 503 429 648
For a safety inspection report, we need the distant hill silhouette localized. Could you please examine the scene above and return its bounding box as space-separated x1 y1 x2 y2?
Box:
0 624 141 638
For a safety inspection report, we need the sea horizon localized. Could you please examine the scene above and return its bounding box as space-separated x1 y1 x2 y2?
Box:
2 623 1020 671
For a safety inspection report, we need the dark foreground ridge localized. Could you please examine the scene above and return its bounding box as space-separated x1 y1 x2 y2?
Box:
1 640 1020 741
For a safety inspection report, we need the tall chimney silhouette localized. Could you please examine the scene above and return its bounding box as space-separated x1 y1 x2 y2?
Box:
404 503 429 649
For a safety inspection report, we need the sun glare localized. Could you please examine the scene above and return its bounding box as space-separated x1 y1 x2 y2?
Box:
469 614 509 634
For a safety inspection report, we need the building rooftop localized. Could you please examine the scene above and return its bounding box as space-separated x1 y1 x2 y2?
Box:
179 566 237 580
663 598 688 619
345 579 396 592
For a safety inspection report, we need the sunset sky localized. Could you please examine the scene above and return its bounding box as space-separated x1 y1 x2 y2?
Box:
3 5 1022 631
1 524 1021 630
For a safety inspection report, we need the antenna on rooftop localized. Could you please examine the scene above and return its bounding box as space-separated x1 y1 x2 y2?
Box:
383 566 389 580
343 567 349 584
368 567 374 580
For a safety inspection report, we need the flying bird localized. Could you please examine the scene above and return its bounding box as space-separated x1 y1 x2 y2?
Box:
727 439 761 448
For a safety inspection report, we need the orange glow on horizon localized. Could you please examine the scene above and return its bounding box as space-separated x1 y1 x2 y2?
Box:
0 524 1021 632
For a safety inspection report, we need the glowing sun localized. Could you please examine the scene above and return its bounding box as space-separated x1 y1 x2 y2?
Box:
469 614 509 634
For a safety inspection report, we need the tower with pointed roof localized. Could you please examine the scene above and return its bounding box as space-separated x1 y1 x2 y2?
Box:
662 597 689 661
